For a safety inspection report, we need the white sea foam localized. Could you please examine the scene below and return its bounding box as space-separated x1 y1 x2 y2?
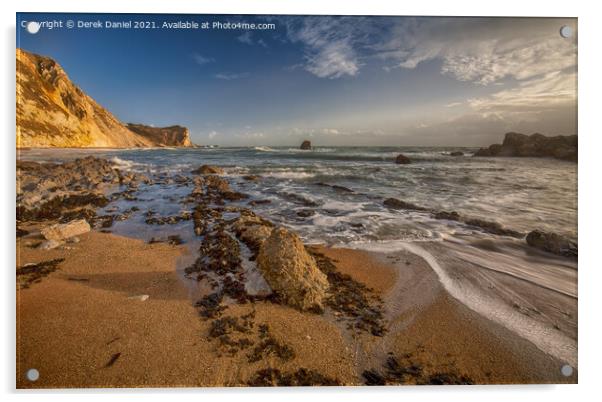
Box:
344 238 577 367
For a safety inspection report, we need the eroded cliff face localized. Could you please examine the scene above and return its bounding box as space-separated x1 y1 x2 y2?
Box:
126 124 192 147
16 49 192 148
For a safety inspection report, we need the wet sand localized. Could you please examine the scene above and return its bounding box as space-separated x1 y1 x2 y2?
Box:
17 230 576 387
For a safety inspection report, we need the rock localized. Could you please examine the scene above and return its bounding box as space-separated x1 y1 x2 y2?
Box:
383 198 427 211
191 165 224 175
300 140 312 150
126 123 192 147
128 294 150 301
243 175 260 181
256 227 329 311
395 154 411 164
433 211 461 221
463 218 523 238
474 133 577 161
296 209 315 218
40 219 90 241
38 239 63 250
232 213 274 255
526 230 577 257
450 151 464 156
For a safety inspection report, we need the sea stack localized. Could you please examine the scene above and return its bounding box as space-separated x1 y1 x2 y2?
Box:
300 140 312 150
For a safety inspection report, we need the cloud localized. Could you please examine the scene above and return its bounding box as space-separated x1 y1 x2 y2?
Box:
214 72 250 80
378 18 577 86
467 71 576 119
208 130 218 139
237 31 268 47
282 16 576 87
192 53 215 66
284 17 364 79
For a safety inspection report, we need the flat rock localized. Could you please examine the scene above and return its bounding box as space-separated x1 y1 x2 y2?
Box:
40 219 90 241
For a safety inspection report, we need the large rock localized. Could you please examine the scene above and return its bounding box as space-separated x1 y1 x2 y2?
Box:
300 140 312 150
395 154 411 164
256 227 329 311
474 133 577 161
41 219 90 241
526 230 577 258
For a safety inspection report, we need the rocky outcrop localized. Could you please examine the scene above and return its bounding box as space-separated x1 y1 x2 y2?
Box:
395 154 411 164
256 227 329 311
474 132 577 161
300 140 312 150
16 49 191 148
126 124 192 147
526 230 577 258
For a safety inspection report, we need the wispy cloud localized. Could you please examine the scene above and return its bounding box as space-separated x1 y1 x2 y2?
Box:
237 31 268 47
214 72 250 80
284 17 364 79
192 53 215 66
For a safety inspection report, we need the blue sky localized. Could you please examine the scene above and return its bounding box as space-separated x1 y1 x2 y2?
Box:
17 13 577 146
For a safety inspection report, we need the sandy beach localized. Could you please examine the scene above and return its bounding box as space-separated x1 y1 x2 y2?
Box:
17 232 575 387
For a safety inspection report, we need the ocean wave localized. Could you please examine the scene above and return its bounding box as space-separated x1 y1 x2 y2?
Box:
263 171 316 179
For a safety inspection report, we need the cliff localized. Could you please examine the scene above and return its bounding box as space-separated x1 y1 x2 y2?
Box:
126 124 192 147
16 49 191 148
474 132 577 162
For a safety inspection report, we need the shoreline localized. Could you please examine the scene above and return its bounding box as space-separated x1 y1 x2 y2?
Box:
16 156 577 387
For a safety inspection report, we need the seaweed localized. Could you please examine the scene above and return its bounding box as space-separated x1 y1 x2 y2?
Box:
309 249 386 337
17 258 64 289
248 368 340 386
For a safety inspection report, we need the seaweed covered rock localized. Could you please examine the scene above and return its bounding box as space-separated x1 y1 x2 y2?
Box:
526 230 577 258
256 227 328 311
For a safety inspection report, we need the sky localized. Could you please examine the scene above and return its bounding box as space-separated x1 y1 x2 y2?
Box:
17 13 577 146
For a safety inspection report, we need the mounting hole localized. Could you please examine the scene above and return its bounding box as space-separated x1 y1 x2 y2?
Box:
26 368 39 381
561 364 573 377
26 21 40 34
560 25 573 39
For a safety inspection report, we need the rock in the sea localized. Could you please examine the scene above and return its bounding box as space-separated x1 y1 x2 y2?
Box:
433 211 461 221
40 219 90 241
395 154 411 164
191 165 224 175
383 198 427 211
474 132 577 161
300 140 312 150
450 151 464 157
256 227 329 311
526 230 577 258
463 218 523 238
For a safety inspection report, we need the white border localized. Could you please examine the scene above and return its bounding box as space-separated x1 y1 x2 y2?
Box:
2 1 601 401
